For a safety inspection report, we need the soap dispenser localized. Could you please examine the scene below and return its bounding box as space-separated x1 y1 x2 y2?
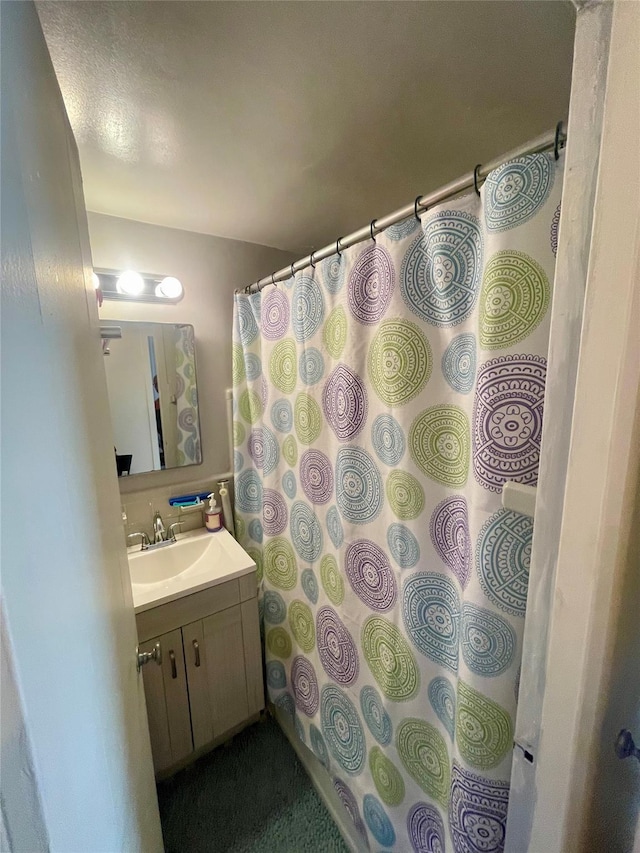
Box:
205 493 223 532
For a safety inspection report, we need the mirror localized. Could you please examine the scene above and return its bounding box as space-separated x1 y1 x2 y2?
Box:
102 321 202 475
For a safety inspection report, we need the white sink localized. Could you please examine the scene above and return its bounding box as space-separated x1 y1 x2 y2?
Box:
127 528 256 613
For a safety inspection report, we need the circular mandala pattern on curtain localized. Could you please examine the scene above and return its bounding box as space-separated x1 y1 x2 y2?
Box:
300 449 334 504
427 676 456 741
282 470 296 499
299 347 325 386
362 616 419 701
310 724 330 769
368 319 432 406
239 388 262 425
410 405 470 487
326 506 344 549
289 501 323 563
387 523 421 569
348 243 395 325
460 603 516 676
345 539 398 612
369 746 405 806
294 393 322 444
235 469 262 513
232 344 245 386
456 680 513 769
483 153 554 232
266 626 292 659
291 655 319 716
322 364 368 441
363 794 396 847
269 339 297 394
449 763 510 853
335 447 383 525
386 470 425 520
236 296 259 345
476 508 533 617
396 718 450 807
402 572 460 673
282 434 297 466
360 688 393 746
266 660 286 690
320 684 366 775
322 254 346 294
473 354 546 492
320 555 345 606
316 606 359 686
270 398 292 433
401 211 483 327
262 287 290 339
551 202 561 257
263 537 297 590
261 426 279 476
288 600 316 653
263 590 287 624
386 216 421 242
292 275 325 342
479 250 550 349
407 802 445 853
371 414 406 466
323 306 347 359
244 352 262 382
429 495 471 588
247 428 264 469
442 333 477 394
301 568 319 604
334 779 368 842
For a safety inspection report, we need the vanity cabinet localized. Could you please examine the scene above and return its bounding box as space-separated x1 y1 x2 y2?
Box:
136 573 263 776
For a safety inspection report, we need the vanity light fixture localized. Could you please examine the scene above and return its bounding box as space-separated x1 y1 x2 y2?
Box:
94 268 185 304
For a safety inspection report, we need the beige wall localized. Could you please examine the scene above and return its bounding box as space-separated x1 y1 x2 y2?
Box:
90 212 296 535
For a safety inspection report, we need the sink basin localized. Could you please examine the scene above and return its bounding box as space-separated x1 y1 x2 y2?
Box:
127 528 256 613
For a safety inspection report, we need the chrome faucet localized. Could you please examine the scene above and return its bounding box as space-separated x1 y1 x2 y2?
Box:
153 510 166 544
127 531 150 550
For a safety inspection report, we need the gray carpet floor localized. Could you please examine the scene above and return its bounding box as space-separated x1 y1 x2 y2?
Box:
157 715 349 852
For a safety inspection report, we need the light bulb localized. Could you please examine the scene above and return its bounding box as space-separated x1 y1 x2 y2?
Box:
155 276 183 299
92 272 101 290
116 270 145 296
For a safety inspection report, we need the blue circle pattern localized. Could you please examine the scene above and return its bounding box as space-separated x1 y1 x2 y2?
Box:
248 518 263 544
266 661 287 690
401 210 483 327
371 414 406 466
320 684 366 775
292 276 325 343
237 297 259 345
271 399 293 433
275 692 296 720
310 724 330 769
336 447 383 525
295 717 306 744
360 686 392 745
290 501 323 563
387 523 420 569
235 469 262 513
327 506 344 548
363 795 396 848
282 470 297 499
322 254 346 294
461 603 516 676
402 572 460 673
477 509 533 617
484 153 554 232
299 348 325 386
245 352 262 381
263 590 287 624
233 451 244 473
442 333 477 394
301 569 319 604
262 426 280 476
427 676 457 741
385 216 421 242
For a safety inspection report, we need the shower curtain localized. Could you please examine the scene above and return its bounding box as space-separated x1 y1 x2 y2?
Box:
232 151 563 852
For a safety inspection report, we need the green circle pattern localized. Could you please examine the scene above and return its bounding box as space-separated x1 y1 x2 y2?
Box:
362 617 419 701
409 405 470 486
246 547 263 584
264 537 298 590
282 435 298 466
320 555 344 605
235 516 246 542
456 680 513 769
233 421 245 447
323 306 347 359
369 746 405 806
479 250 550 349
232 344 246 386
288 600 316 652
269 339 297 394
267 627 292 659
239 389 263 425
294 393 322 444
396 718 450 807
385 470 425 520
368 319 432 406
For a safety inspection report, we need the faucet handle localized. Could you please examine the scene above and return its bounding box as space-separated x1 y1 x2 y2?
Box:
167 522 182 542
127 531 150 551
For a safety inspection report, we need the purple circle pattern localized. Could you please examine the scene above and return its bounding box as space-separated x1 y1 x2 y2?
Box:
348 243 395 325
291 655 320 716
300 449 334 504
449 763 509 853
333 779 368 843
262 288 290 339
550 202 561 257
316 606 360 686
407 802 445 853
345 540 397 612
473 355 546 492
322 364 368 442
429 496 471 588
262 488 288 536
248 428 264 469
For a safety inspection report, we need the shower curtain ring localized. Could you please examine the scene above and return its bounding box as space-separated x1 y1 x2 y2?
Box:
554 121 563 161
473 164 482 196
414 195 423 222
309 251 316 269
336 238 342 258
271 272 277 288
370 219 377 243
290 263 295 278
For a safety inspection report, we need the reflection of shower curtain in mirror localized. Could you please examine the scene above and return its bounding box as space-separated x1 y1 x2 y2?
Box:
175 324 201 465
233 152 563 852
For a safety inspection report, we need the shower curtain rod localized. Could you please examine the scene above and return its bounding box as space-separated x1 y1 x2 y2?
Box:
238 122 566 294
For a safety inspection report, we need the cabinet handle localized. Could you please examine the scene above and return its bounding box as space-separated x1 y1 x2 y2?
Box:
193 639 201 667
169 649 177 679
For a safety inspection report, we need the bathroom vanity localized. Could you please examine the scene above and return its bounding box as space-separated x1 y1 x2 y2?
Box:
129 529 264 776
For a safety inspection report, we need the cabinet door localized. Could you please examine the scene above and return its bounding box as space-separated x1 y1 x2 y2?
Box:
183 607 250 749
140 629 193 774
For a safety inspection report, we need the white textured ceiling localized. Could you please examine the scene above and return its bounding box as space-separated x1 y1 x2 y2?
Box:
38 1 575 254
